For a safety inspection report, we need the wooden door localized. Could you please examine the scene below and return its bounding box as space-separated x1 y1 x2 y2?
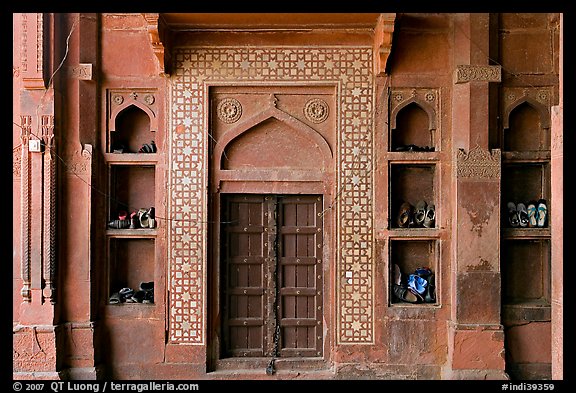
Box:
221 195 323 358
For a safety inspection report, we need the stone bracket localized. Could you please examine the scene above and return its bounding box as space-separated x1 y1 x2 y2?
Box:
143 13 172 75
373 13 396 75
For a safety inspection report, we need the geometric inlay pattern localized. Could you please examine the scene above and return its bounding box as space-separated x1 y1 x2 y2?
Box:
169 47 374 344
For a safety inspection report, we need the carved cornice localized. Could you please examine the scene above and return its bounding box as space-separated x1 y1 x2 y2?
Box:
456 145 501 180
454 65 501 84
373 13 396 75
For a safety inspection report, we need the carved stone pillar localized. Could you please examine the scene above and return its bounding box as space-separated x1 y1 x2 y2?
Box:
444 13 507 379
445 146 506 379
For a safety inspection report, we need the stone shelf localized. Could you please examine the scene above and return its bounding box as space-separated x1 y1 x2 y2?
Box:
106 228 157 238
502 227 550 239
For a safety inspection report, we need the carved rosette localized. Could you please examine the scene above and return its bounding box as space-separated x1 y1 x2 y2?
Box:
456 145 501 180
454 65 501 84
304 98 329 123
217 98 242 123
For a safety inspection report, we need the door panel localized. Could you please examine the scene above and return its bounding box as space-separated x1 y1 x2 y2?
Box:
221 195 268 357
278 195 323 357
221 194 323 358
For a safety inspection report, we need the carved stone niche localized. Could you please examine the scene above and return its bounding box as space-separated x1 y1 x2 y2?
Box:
107 89 158 153
389 88 439 151
501 87 552 152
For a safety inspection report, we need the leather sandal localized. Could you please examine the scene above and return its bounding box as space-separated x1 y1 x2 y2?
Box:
109 292 121 304
507 202 519 227
517 202 529 227
138 208 150 228
397 202 413 228
423 204 435 228
392 264 419 303
414 200 427 227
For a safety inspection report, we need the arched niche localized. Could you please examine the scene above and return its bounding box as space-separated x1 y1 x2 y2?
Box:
109 104 155 153
214 106 333 173
390 98 436 151
503 98 550 152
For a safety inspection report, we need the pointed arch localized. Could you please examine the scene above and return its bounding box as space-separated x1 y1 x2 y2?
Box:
390 98 436 131
109 101 158 132
503 97 550 130
213 105 333 171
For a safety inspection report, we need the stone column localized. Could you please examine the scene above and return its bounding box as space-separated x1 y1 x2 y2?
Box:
13 13 62 380
57 13 101 379
550 13 562 381
443 13 507 379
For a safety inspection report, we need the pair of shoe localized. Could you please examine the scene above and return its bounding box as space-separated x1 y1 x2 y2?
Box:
392 264 436 304
139 141 157 153
397 201 435 228
109 282 154 304
394 144 434 152
507 199 547 228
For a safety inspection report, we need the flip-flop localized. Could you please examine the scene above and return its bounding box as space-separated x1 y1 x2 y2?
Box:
507 202 519 227
517 203 529 227
537 199 548 227
527 202 537 227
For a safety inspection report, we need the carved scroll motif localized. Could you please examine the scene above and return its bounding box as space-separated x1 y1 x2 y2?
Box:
457 145 501 180
454 65 501 84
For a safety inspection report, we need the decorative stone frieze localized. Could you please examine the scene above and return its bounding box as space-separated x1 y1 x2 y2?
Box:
454 65 501 84
456 145 501 180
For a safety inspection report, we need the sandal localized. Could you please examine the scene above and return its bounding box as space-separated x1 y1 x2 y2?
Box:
109 292 121 304
138 141 157 153
424 273 436 303
397 202 413 228
423 204 435 228
392 264 419 303
517 202 529 227
119 287 134 302
138 208 149 228
108 219 130 229
537 199 547 227
507 202 519 227
414 200 427 227
527 201 537 227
